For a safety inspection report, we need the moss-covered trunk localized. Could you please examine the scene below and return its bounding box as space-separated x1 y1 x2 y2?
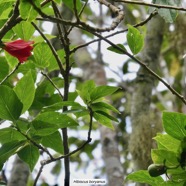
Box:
129 15 165 186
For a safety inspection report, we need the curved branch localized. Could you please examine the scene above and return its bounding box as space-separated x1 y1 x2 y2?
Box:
81 29 186 105
0 63 21 85
0 0 21 40
116 0 186 11
70 10 158 54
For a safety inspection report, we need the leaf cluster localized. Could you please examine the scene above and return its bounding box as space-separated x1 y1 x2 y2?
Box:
126 112 186 185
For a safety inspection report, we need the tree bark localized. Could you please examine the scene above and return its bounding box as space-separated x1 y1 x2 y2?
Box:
7 156 29 186
129 15 164 186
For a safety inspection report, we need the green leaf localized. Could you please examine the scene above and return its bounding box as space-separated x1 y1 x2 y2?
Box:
107 44 126 54
154 133 181 153
48 49 65 72
77 80 96 103
54 0 61 4
0 128 26 144
127 25 144 55
126 170 164 186
33 34 56 44
14 71 35 113
18 143 39 171
150 0 178 23
90 85 119 102
13 21 35 40
171 172 186 183
19 0 40 21
0 85 23 121
1 0 18 3
5 51 19 67
62 0 82 13
91 102 120 114
93 111 114 129
0 1 14 20
41 131 63 154
95 110 118 122
158 8 177 23
0 141 26 168
43 101 85 112
163 112 186 141
31 112 78 136
16 118 30 133
151 149 179 167
0 57 9 81
33 42 52 68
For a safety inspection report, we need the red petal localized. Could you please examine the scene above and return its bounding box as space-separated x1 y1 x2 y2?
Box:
4 39 34 63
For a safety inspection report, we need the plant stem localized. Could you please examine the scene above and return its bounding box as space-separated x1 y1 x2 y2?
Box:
0 63 21 85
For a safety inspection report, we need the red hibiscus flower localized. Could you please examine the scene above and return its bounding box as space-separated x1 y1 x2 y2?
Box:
3 39 34 63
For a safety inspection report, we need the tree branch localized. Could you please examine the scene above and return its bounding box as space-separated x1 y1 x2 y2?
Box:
116 0 186 11
41 71 64 99
0 63 21 85
0 0 21 40
70 10 158 54
81 28 186 105
31 22 65 77
15 126 54 160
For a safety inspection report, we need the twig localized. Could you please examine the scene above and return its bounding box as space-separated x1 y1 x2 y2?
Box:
0 0 21 40
78 0 88 18
79 0 124 32
30 0 124 33
41 71 64 99
41 107 93 165
41 0 52 7
15 126 54 160
31 22 65 77
51 2 72 185
70 10 158 54
115 0 186 11
51 2 67 47
33 164 44 186
80 28 186 105
0 63 21 85
31 108 93 186
73 0 80 22
29 0 77 27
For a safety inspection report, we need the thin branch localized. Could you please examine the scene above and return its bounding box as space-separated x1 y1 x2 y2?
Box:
78 0 88 17
41 0 52 7
30 0 124 33
73 0 80 22
80 28 186 105
70 10 158 54
79 0 124 32
15 126 54 159
87 107 93 141
33 95 94 185
0 0 21 40
51 2 67 47
115 0 186 11
41 71 64 99
31 22 65 77
30 0 77 27
33 164 44 186
41 106 93 165
0 63 21 85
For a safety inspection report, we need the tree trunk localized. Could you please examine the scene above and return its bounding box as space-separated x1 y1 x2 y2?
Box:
129 15 164 186
7 156 29 186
